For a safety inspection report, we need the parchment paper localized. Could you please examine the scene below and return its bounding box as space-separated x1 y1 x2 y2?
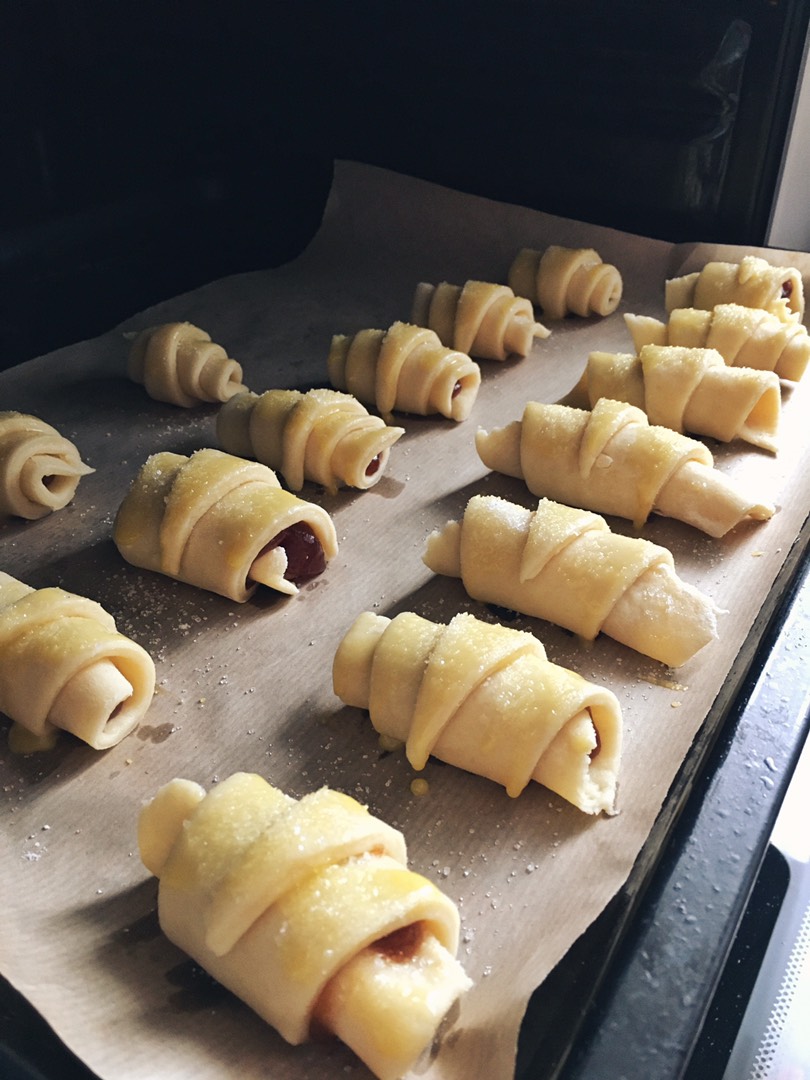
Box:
1 161 809 1080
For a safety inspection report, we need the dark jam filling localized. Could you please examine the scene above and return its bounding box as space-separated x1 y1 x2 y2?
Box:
365 454 382 478
781 279 793 299
265 522 326 585
452 380 462 398
372 921 424 963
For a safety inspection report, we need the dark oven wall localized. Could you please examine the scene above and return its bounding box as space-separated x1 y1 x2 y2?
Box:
2 0 808 367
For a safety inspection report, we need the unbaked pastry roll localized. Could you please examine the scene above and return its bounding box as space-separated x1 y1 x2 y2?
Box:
217 388 404 493
334 610 622 812
113 448 338 602
476 398 775 537
328 320 481 423
138 773 471 1080
411 279 550 360
423 496 719 667
563 345 781 452
0 570 155 752
624 304 810 383
665 257 805 323
507 245 623 320
127 322 248 406
0 411 93 520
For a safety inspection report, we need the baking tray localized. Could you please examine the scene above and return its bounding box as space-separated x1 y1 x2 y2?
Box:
1 161 809 1080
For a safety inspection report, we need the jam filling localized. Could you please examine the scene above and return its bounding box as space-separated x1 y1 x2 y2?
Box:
265 522 326 584
372 921 424 963
365 454 382 478
452 380 463 398
781 279 793 299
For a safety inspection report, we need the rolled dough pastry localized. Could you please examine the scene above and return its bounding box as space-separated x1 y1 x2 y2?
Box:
113 448 338 602
624 304 810 383
507 245 623 320
562 345 781 452
328 320 481 422
0 570 155 752
333 610 622 811
0 411 93 520
475 398 776 537
411 279 550 360
665 257 805 323
138 773 471 1080
127 322 248 407
423 496 719 667
216 388 404 493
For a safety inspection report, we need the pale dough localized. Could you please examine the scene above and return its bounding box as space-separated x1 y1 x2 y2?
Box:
475 398 775 537
138 773 471 1080
127 322 248 407
624 304 810 383
563 345 781 452
422 496 719 668
411 279 550 360
508 245 623 320
216 388 404 493
113 448 338 602
665 257 805 323
0 411 93 520
328 320 481 422
0 571 155 751
333 609 622 812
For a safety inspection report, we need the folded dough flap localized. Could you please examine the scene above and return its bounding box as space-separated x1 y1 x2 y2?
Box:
0 586 153 741
434 643 622 808
623 313 671 351
376 322 437 416
158 850 461 1047
318 928 472 1080
412 281 458 349
158 448 282 576
369 612 444 745
157 773 294 894
204 787 408 957
636 344 781 450
407 612 546 771
602 559 720 668
216 389 280 461
281 389 366 490
332 610 389 707
521 497 606 581
530 690 622 814
0 414 93 517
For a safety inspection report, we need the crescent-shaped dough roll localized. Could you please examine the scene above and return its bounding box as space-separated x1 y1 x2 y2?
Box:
507 246 623 320
411 279 550 360
328 320 481 423
138 773 471 1080
422 496 719 667
0 571 155 752
216 388 404 494
475 398 775 537
127 322 248 407
665 257 805 323
562 345 781 452
333 610 622 812
624 304 810 383
113 448 338 602
0 412 94 520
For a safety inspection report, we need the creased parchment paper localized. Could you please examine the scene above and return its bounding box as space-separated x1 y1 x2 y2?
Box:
1 161 809 1080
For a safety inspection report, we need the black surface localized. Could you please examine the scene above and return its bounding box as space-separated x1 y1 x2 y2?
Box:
3 1 810 367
